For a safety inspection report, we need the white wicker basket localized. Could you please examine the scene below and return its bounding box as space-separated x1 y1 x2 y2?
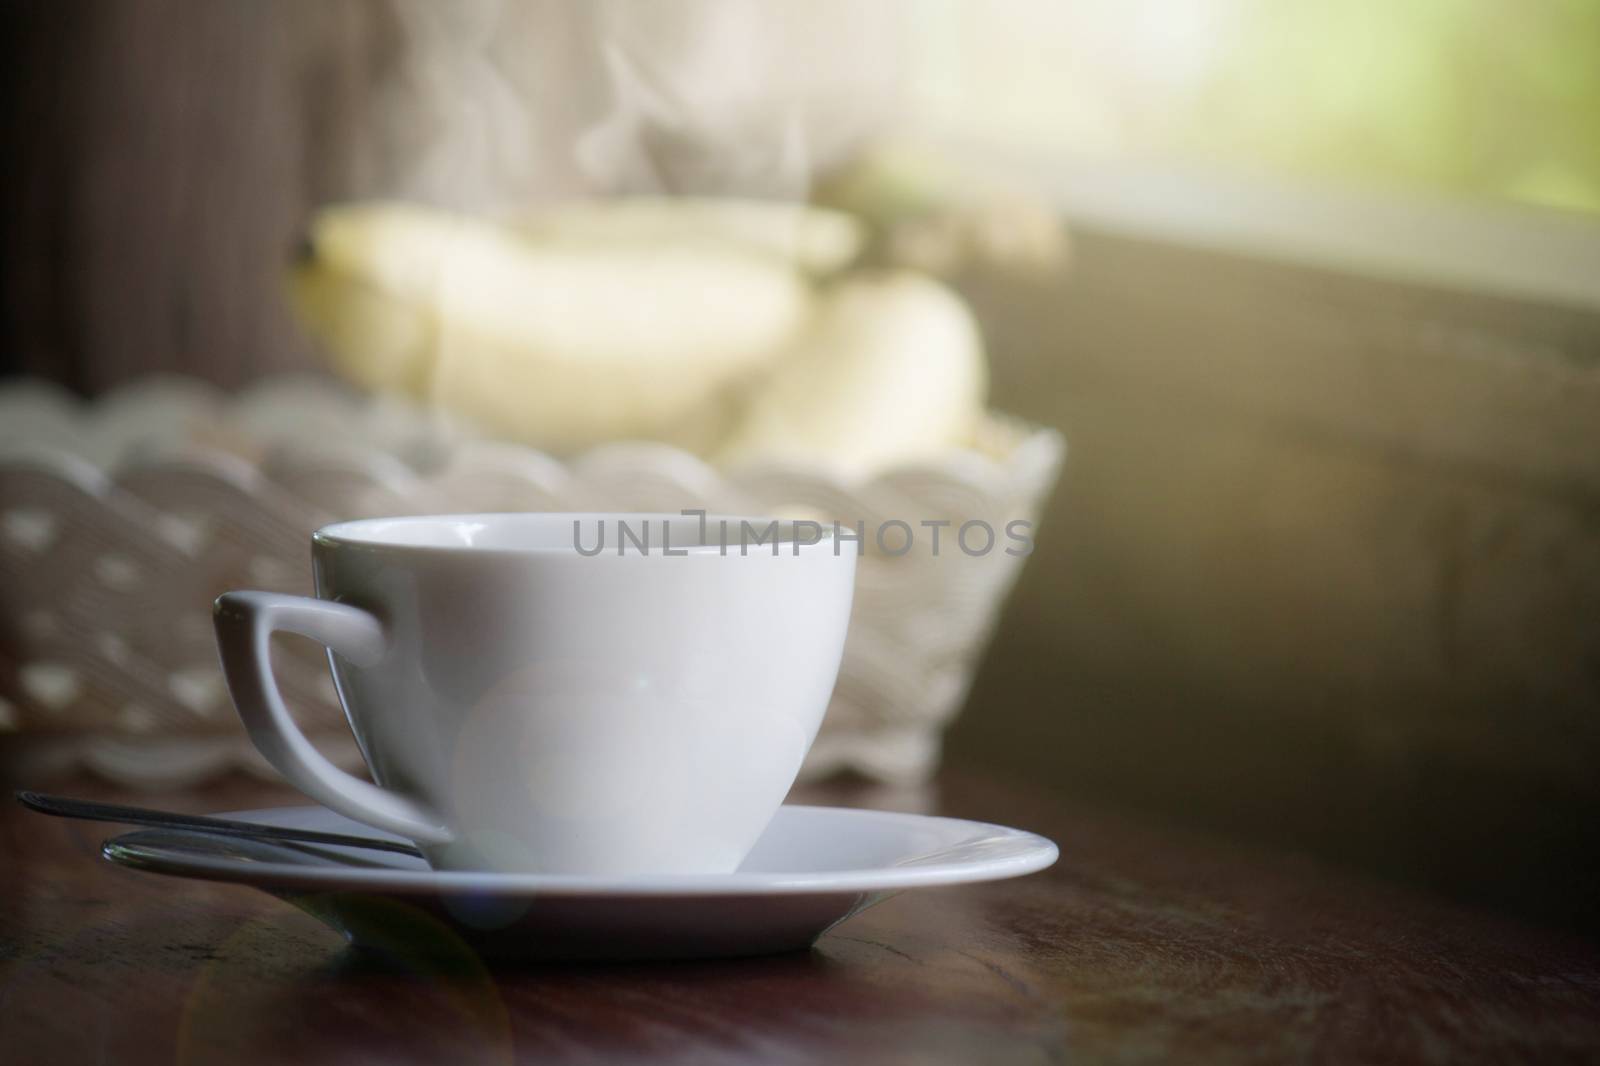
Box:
0 375 1062 787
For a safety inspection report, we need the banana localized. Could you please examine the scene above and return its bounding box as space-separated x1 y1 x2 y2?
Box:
716 272 987 476
290 201 811 454
508 197 863 276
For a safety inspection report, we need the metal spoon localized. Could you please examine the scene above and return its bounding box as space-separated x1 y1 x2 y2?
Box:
15 790 425 858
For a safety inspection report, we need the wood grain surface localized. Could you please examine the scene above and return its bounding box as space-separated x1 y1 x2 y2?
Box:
3 767 1597 1065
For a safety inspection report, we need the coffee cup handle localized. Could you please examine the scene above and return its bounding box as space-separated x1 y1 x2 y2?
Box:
213 591 453 846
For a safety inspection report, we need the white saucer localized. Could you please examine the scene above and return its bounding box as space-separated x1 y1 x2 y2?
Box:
102 805 1058 960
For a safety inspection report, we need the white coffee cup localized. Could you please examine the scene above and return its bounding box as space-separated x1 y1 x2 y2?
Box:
214 513 855 875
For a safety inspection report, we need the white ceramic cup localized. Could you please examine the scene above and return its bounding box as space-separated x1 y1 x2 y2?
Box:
213 513 855 875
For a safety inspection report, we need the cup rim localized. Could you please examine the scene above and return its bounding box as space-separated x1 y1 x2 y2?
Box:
312 512 843 558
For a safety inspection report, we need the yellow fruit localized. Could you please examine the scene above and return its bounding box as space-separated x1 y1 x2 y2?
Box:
509 197 863 275
717 272 987 476
290 201 811 453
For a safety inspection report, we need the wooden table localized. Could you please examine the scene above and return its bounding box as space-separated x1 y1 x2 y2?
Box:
3 767 1597 1065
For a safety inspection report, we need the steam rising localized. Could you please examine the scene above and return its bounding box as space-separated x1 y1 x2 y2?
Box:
577 42 810 201
375 0 535 209
365 0 905 209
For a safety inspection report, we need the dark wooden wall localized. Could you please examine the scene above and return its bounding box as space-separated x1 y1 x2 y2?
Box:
3 2 356 388
0 0 600 390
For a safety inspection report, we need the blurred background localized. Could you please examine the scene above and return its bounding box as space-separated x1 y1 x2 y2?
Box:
2 1 1598 934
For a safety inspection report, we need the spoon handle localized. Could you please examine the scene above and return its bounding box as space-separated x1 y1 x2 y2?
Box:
15 790 426 858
